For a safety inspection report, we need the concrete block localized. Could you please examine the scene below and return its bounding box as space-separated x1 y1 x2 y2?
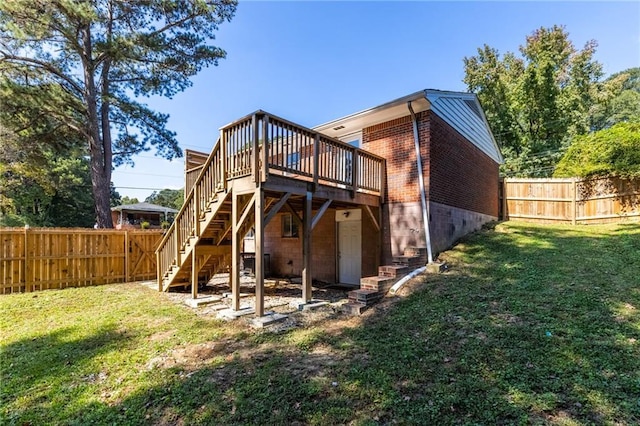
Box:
342 302 367 315
290 300 330 311
426 262 447 274
217 307 255 320
184 295 223 308
222 292 251 299
250 313 288 328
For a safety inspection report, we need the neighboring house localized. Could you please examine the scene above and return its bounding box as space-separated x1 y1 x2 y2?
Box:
157 89 502 317
111 202 178 229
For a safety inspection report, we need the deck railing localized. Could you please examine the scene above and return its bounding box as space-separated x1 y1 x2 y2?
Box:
222 111 386 194
157 111 385 288
156 140 224 288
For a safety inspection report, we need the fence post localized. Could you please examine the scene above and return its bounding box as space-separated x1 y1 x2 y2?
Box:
24 226 31 292
572 178 577 225
124 230 130 282
502 178 508 221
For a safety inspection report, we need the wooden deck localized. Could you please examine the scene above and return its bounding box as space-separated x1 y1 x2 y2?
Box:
157 111 385 317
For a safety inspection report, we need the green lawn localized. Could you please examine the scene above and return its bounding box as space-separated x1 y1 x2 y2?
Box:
2 222 639 425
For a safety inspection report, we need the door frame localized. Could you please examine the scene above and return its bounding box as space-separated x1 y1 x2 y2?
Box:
336 208 362 284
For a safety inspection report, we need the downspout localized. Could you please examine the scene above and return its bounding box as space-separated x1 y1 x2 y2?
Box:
407 101 434 264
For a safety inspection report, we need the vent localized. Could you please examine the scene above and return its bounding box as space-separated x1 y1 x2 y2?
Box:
464 99 482 119
333 125 345 131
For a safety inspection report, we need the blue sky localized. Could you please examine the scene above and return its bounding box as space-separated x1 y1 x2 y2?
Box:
113 1 640 201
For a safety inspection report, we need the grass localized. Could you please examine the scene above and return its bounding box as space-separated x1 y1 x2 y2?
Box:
1 221 639 425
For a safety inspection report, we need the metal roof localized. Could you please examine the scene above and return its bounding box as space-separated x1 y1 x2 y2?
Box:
314 89 503 164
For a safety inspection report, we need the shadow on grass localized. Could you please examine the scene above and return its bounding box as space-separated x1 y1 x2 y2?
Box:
1 325 129 423
3 223 639 425
334 222 640 424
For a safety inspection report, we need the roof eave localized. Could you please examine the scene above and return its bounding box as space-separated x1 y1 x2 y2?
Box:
313 90 428 134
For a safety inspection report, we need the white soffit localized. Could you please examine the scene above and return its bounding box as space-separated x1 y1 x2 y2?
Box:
425 89 503 164
314 91 429 139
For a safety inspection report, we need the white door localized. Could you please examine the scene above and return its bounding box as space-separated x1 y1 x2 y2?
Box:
338 220 361 284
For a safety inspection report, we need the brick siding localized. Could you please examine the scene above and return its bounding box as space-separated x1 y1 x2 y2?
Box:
263 207 378 283
361 110 499 261
428 111 499 217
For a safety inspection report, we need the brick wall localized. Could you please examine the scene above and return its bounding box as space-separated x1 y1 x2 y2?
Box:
361 110 499 261
362 113 429 204
362 113 429 261
263 207 379 283
428 111 499 217
264 210 336 283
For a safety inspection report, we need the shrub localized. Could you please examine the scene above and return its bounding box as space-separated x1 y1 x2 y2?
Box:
555 122 640 178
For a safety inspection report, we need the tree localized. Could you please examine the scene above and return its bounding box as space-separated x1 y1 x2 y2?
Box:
590 67 640 130
0 123 96 227
463 25 604 177
554 122 640 179
0 0 236 227
120 196 140 205
145 188 184 210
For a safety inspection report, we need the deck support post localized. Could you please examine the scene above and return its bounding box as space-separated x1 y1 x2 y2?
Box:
191 245 198 299
231 191 241 311
255 187 265 316
302 190 313 302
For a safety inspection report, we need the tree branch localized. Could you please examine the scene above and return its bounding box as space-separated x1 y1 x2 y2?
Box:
0 53 84 95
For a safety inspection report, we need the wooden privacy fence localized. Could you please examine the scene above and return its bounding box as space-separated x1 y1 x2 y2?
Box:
0 228 164 294
501 177 640 224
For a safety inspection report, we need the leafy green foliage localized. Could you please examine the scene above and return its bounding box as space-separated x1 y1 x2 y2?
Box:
145 188 184 210
554 122 640 178
0 123 95 227
590 67 640 130
2 223 639 424
120 196 140 205
0 0 237 226
464 25 604 177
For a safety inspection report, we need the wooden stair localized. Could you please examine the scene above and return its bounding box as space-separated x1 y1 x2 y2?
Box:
344 246 427 315
156 136 240 292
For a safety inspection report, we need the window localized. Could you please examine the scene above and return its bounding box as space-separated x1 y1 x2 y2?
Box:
339 131 362 148
286 152 299 168
282 213 299 238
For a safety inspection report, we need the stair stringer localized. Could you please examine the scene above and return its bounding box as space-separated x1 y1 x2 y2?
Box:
161 189 232 291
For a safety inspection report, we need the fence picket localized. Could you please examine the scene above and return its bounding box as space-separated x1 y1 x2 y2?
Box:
0 228 163 294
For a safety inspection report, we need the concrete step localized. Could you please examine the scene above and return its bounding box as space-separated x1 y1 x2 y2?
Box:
378 265 410 278
360 276 396 293
343 302 367 315
392 255 424 268
403 246 427 257
348 289 383 305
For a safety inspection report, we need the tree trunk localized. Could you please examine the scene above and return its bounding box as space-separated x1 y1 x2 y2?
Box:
90 158 113 228
81 23 113 228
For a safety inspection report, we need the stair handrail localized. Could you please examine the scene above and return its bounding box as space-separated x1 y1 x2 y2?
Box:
155 138 223 286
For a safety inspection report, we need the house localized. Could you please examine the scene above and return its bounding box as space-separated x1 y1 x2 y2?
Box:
156 89 502 317
111 202 178 229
